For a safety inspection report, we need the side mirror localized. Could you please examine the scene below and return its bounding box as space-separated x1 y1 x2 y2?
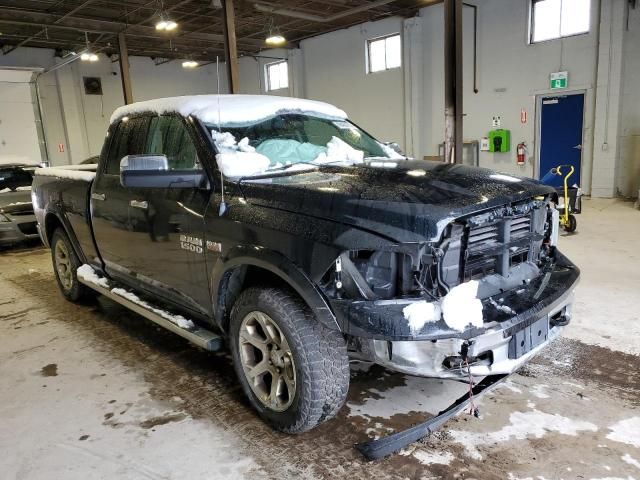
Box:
120 155 208 189
120 154 169 172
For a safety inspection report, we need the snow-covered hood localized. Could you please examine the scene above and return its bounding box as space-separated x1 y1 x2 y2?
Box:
0 190 33 214
237 160 555 243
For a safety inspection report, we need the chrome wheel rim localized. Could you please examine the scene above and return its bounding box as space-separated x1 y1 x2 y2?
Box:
238 311 296 412
54 240 73 291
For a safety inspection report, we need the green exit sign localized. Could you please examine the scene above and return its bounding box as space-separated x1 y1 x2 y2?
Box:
550 71 568 89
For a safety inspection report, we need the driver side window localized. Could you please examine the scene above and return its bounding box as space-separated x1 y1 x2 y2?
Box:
105 117 149 175
145 116 201 170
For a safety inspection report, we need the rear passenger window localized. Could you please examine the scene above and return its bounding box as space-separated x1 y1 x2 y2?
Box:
145 116 200 170
104 117 150 175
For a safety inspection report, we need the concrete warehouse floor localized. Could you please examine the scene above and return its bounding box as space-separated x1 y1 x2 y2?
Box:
1 198 639 480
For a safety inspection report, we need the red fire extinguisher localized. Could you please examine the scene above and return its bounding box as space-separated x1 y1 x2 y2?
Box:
516 142 527 166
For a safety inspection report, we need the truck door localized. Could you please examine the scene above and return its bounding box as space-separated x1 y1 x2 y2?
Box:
92 116 150 274
122 114 210 315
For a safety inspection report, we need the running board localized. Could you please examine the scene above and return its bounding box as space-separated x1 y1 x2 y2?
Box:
78 273 223 352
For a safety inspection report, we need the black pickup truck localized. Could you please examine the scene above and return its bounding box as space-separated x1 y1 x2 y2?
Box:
33 94 579 434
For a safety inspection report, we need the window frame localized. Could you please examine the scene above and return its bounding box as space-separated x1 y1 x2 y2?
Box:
265 60 289 92
528 0 591 45
102 113 212 177
366 32 402 74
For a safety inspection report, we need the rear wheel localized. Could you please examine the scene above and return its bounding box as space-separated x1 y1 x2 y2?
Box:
229 287 349 433
51 228 95 302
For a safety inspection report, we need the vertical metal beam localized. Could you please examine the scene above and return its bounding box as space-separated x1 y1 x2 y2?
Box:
222 0 240 94
117 32 133 104
444 0 463 164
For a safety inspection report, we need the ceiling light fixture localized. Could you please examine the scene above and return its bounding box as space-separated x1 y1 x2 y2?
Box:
80 52 99 62
80 32 99 62
182 60 199 68
156 17 178 31
265 34 286 45
265 16 286 46
155 0 177 32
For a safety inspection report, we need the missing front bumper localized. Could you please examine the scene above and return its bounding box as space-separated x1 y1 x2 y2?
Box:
357 290 573 380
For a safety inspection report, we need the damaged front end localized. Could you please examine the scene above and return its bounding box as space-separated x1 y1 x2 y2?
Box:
320 195 579 380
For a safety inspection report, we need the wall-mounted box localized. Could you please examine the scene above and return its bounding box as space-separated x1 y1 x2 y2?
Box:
488 129 511 152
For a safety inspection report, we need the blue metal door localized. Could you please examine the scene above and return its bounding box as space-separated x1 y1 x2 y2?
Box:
539 93 584 187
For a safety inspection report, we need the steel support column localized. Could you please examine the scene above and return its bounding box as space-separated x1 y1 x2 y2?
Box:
222 0 240 94
117 32 133 104
444 0 463 164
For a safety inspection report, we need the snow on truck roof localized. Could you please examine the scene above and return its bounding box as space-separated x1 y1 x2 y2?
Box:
109 94 348 126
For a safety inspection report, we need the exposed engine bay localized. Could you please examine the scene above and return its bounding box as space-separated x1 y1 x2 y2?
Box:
321 195 556 304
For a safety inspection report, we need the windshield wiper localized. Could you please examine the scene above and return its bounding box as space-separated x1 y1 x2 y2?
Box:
264 161 320 172
264 159 352 173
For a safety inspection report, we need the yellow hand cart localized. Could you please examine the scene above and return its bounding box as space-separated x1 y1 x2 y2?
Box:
541 164 580 233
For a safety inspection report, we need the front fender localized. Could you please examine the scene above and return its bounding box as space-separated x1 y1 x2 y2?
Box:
211 245 339 332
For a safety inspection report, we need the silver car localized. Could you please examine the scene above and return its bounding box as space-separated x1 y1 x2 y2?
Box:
0 164 40 247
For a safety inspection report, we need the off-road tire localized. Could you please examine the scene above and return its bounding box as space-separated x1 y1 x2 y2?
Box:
51 228 95 303
229 287 349 433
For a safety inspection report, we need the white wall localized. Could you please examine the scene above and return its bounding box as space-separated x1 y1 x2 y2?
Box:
0 48 230 165
0 69 42 165
300 17 406 146
419 0 601 182
0 0 634 197
617 5 640 198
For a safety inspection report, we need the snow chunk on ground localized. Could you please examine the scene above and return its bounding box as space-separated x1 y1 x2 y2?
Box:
35 166 96 182
622 454 640 470
216 152 271 178
76 264 109 289
403 301 441 333
441 280 484 331
0 186 31 193
450 409 598 461
111 288 195 330
110 94 347 126
400 448 455 466
606 417 640 448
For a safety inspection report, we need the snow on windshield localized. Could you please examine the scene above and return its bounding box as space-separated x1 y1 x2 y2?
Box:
210 114 404 178
213 130 370 178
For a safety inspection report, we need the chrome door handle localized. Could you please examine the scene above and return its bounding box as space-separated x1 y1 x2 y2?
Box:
92 193 105 201
572 144 582 150
130 200 148 210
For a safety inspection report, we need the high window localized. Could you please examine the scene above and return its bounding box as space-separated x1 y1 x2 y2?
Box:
265 60 289 91
530 0 591 43
367 33 401 73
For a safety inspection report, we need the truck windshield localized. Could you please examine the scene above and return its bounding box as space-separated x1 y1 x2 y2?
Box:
206 113 403 177
0 167 33 193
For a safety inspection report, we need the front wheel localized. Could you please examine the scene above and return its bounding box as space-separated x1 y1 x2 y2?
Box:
51 228 95 303
229 287 349 433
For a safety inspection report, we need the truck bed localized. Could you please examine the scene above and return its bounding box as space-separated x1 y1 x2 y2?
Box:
32 165 99 264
